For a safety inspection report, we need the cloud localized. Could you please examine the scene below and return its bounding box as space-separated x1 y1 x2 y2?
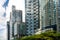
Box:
0 5 5 17
0 28 7 40
0 0 25 40
0 0 7 40
0 0 6 6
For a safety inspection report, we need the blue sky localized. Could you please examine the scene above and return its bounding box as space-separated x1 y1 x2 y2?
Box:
0 0 25 40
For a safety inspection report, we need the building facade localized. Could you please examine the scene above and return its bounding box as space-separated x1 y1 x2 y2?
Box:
56 0 60 32
25 0 40 35
40 0 57 32
10 5 22 39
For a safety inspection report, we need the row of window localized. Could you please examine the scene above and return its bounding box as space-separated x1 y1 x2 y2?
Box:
26 20 38 24
26 12 38 15
33 6 38 9
26 5 38 9
27 0 38 3
26 9 38 12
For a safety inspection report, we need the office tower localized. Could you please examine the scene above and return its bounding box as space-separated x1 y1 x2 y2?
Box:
14 10 22 38
56 0 60 32
19 22 26 36
40 0 57 32
25 0 40 35
9 6 15 40
10 6 16 40
7 21 10 40
10 5 22 39
40 0 49 32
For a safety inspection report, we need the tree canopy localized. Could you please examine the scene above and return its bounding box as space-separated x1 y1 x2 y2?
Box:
16 31 60 40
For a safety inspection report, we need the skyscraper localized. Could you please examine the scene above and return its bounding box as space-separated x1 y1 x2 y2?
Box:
13 10 22 38
56 0 60 32
10 5 22 39
25 0 40 35
40 0 57 32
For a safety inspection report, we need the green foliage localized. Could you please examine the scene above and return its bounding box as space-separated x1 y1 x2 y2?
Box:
17 31 60 40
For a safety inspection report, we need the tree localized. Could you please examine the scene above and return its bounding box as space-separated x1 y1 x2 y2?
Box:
17 30 60 40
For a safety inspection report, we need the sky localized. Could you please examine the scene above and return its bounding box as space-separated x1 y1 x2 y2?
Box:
0 0 25 40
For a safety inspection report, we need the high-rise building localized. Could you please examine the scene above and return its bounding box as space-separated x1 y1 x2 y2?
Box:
7 21 10 40
10 5 22 39
56 0 60 32
40 0 57 32
13 10 22 38
25 0 40 35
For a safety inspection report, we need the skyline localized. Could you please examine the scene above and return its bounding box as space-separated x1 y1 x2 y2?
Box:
0 0 58 40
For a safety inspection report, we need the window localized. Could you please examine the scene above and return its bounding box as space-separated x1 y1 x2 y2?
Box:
28 7 31 9
33 0 36 2
34 9 36 11
26 19 29 21
34 13 36 14
33 3 36 5
27 13 31 15
34 18 36 20
17 13 21 17
29 4 31 6
34 22 36 23
26 25 28 27
34 25 36 27
13 12 16 17
30 22 32 24
27 10 31 12
29 1 32 3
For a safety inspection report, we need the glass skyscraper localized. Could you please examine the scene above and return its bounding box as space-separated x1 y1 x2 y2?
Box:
40 0 57 32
